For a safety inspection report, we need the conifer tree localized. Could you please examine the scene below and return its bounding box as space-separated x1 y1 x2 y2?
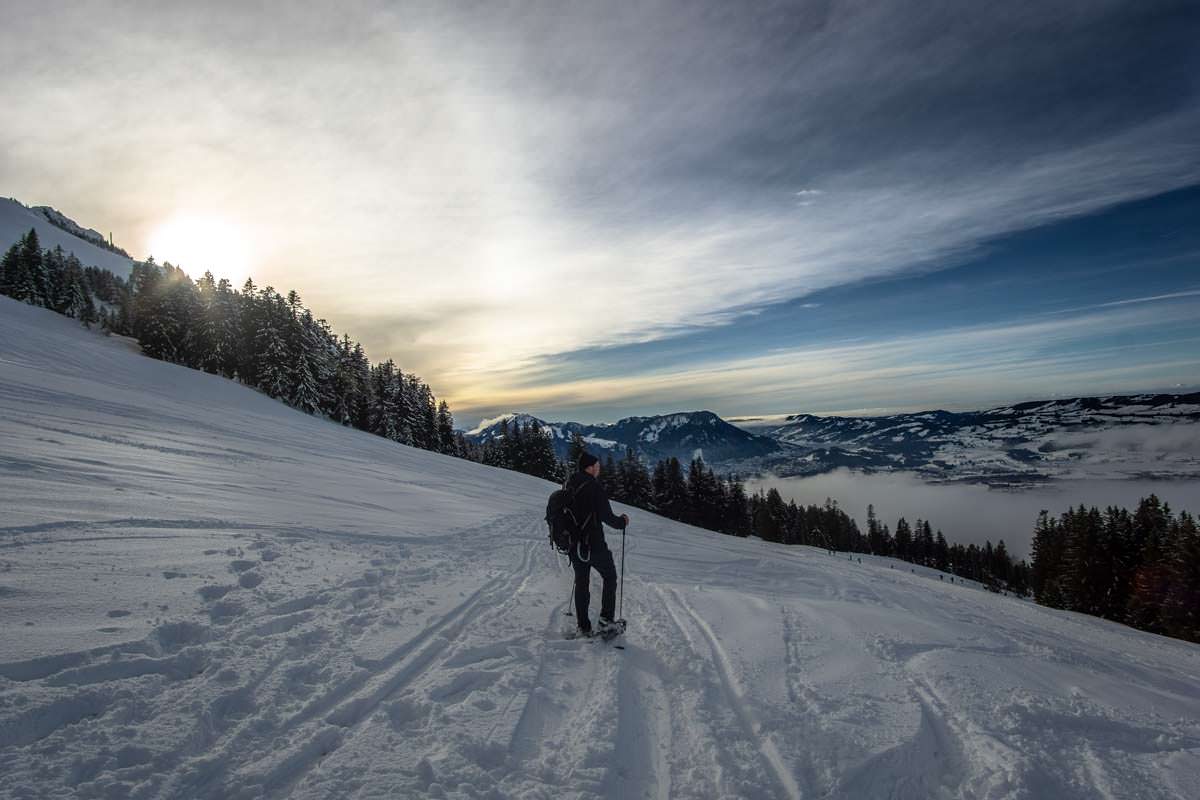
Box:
18 229 47 304
601 454 620 499
1163 512 1200 642
619 448 654 511
43 246 67 312
290 350 323 414
524 421 560 481
894 518 913 562
754 488 788 543
1127 495 1174 633
934 530 950 571
724 476 751 537
4 231 39 302
436 401 455 454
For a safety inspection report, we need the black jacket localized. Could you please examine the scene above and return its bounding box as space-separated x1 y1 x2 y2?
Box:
564 470 626 545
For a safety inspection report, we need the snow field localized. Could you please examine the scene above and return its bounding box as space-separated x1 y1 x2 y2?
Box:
1 296 1199 799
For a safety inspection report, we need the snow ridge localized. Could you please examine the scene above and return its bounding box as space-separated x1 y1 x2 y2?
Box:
0 197 135 278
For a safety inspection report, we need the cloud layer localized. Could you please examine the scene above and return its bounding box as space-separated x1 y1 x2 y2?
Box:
2 1 1197 419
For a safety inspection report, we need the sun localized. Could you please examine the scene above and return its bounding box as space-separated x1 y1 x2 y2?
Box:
147 215 255 287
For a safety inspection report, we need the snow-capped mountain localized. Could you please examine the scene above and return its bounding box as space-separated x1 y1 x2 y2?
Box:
465 409 780 464
3 295 1198 798
0 197 134 278
740 394 1200 484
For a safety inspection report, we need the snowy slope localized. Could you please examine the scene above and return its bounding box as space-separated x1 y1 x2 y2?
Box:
0 197 134 278
1 296 1198 800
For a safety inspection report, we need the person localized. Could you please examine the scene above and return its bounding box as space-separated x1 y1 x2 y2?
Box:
565 452 629 636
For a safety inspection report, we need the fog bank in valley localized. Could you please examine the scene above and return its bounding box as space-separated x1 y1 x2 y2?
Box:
745 470 1200 560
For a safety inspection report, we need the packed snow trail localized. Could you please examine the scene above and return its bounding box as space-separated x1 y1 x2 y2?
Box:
1 296 1198 799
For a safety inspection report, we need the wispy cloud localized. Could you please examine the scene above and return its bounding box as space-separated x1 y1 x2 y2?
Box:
452 300 1200 421
1095 289 1200 308
1 1 1197 414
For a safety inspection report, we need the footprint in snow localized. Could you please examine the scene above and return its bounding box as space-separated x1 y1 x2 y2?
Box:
197 584 235 601
238 572 264 589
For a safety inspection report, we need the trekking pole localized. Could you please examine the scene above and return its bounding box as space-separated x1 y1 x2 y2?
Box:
565 574 575 617
619 522 627 621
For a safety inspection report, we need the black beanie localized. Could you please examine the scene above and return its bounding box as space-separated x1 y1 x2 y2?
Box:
578 452 600 471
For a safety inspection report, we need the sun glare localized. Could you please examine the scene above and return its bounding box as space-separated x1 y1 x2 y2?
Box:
147 215 254 286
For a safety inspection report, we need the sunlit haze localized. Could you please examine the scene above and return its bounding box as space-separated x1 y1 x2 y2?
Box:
2 1 1197 427
148 215 255 287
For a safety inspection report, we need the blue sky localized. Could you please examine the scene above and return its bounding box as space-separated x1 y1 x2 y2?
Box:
517 187 1200 423
1 1 1197 427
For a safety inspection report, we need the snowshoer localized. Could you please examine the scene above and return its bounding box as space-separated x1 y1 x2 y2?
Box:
565 452 628 637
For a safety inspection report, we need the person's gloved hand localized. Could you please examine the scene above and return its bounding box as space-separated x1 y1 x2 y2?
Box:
620 514 630 528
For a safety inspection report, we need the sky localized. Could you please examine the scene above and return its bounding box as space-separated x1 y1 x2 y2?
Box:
1 0 1198 428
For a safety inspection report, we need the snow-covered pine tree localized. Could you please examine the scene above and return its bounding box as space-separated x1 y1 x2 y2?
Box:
482 419 511 468
62 259 96 325
193 271 222 373
289 309 334 417
0 239 18 297
3 230 39 303
255 290 292 400
331 335 358 425
43 245 68 313
524 421 559 481
19 229 48 305
349 342 371 431
130 259 178 361
420 383 438 451
436 401 455 454
618 448 654 511
236 278 262 385
290 350 323 415
211 278 240 377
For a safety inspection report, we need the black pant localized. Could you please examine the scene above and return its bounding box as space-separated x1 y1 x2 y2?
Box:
571 541 617 627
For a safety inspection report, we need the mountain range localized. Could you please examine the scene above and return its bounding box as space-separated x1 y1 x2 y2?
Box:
465 410 780 465
468 393 1200 485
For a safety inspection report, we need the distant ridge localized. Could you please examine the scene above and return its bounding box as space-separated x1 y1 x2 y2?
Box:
470 392 1200 485
749 391 1200 484
0 197 134 279
462 409 780 464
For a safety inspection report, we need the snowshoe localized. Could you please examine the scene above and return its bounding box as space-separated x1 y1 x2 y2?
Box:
596 618 626 642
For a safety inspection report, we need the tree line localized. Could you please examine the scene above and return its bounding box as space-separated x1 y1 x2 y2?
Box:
0 228 107 324
1030 496 1199 643
487 421 1031 592
1 229 457 457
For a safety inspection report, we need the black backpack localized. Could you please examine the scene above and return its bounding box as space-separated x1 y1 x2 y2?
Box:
545 484 591 558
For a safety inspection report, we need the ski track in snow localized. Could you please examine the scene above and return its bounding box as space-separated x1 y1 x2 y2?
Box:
2 296 1200 799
